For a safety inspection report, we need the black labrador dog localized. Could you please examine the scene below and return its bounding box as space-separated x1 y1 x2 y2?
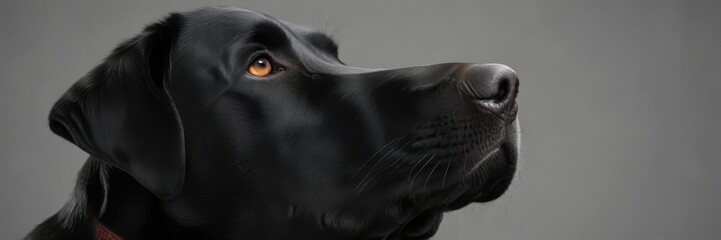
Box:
27 7 519 240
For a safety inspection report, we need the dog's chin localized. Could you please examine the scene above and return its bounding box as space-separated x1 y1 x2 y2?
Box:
397 129 518 238
444 118 519 210
474 137 519 201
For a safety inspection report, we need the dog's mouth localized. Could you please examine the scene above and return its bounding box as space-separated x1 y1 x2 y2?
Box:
461 138 517 204
465 118 519 204
382 117 519 239
401 112 519 208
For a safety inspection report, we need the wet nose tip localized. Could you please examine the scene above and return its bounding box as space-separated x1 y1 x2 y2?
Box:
460 63 518 112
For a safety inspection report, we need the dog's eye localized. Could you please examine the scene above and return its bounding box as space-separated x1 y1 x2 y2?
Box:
248 57 273 77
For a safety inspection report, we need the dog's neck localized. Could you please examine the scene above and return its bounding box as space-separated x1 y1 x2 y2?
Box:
96 165 172 239
27 157 177 240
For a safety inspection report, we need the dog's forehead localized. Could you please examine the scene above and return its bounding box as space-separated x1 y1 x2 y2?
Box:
173 7 348 74
178 7 332 51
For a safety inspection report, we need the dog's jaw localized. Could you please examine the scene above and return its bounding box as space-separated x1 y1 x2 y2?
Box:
337 115 520 239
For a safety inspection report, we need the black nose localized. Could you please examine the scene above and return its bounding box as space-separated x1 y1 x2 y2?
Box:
459 64 518 114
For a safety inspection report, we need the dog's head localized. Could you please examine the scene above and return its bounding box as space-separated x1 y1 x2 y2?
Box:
49 7 519 239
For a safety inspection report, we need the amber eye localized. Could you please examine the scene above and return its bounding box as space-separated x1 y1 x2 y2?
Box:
247 57 272 77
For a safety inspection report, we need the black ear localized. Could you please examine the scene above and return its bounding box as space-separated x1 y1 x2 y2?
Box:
49 14 185 199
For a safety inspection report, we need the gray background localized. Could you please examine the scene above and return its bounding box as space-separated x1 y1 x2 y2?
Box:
1 0 720 239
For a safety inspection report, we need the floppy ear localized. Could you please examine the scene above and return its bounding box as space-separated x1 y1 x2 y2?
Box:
48 14 185 199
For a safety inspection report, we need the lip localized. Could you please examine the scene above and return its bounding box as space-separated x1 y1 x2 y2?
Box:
405 115 520 207
456 119 520 205
474 120 519 202
474 149 516 202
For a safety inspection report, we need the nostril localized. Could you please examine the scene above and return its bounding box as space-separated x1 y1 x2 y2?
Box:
459 63 519 112
494 79 509 101
492 75 519 102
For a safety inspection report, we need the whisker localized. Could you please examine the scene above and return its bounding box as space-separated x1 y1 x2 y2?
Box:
354 152 406 194
375 139 413 173
473 146 488 184
355 144 398 190
376 151 408 185
368 139 415 188
366 138 410 174
409 155 435 192
469 148 499 173
423 156 444 194
408 153 429 181
347 137 403 187
353 137 411 193
442 156 453 189
460 143 471 189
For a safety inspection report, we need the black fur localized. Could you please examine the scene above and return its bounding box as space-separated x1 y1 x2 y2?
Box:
28 7 520 240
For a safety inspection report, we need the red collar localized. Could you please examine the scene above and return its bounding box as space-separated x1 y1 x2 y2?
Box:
95 221 123 240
